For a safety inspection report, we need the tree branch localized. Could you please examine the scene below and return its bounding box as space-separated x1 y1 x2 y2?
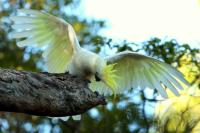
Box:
0 68 106 117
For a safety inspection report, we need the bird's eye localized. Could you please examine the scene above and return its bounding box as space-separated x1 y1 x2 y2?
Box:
95 73 101 82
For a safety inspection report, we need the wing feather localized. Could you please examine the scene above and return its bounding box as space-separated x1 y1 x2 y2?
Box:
10 9 80 73
10 16 42 23
146 69 168 98
10 30 37 38
104 51 190 98
11 23 37 30
150 68 179 96
153 63 184 90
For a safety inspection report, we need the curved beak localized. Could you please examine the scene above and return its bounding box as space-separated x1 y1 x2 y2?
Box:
95 73 101 81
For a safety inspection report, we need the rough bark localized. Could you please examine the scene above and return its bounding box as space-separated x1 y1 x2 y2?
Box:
0 68 106 117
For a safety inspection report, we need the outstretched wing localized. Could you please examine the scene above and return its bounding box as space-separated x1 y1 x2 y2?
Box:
10 9 80 73
105 51 190 98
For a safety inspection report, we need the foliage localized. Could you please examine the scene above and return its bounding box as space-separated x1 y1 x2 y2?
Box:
156 85 200 133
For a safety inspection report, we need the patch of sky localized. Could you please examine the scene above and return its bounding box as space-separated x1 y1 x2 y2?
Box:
126 88 142 104
117 100 128 110
0 118 9 131
23 122 33 132
51 125 61 133
37 122 51 133
88 108 100 119
82 0 200 49
145 101 156 117
106 102 113 111
128 122 139 132
144 88 156 99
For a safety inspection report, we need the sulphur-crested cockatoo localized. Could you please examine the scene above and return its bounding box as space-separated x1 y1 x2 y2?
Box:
10 9 189 120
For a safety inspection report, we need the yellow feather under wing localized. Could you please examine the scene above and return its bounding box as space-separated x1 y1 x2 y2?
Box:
102 64 118 96
89 64 119 97
10 9 79 73
43 37 73 73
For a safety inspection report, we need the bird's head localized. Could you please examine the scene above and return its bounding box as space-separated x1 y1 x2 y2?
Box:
95 62 118 98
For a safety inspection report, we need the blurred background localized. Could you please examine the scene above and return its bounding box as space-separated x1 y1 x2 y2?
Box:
0 0 199 133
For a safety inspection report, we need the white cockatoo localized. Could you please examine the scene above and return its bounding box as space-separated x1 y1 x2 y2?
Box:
10 9 189 120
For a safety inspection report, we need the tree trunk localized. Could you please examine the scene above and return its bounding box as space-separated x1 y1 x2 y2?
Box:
0 68 106 117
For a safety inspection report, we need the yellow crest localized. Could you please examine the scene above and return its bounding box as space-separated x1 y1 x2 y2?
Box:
102 63 119 98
